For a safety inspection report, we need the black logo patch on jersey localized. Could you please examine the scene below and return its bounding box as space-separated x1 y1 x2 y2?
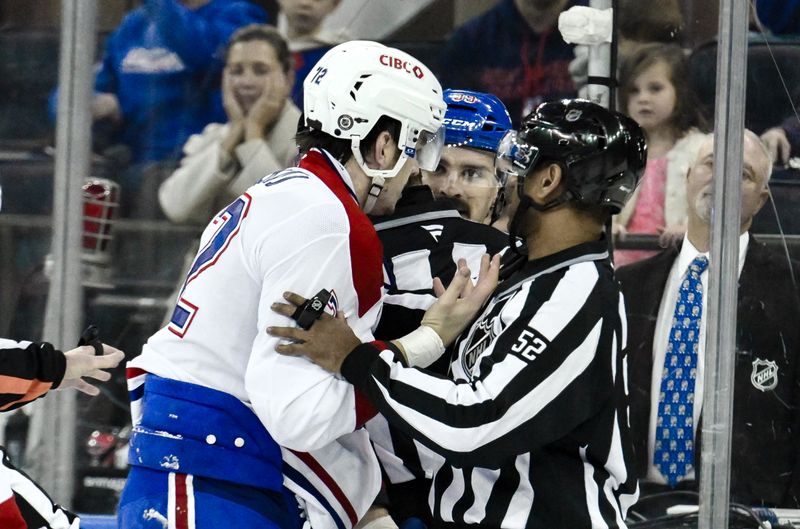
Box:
511 327 549 362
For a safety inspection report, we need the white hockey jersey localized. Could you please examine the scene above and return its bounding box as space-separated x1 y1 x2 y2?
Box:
130 149 385 529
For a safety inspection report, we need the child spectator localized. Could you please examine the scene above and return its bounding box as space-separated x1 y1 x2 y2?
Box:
276 0 348 108
614 43 708 266
570 0 684 101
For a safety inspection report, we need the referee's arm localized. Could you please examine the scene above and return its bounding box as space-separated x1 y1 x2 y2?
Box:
0 340 66 411
341 285 614 468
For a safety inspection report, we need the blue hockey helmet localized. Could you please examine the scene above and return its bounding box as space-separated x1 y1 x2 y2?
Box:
442 89 513 153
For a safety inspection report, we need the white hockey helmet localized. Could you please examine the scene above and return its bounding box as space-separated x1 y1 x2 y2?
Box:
303 40 447 202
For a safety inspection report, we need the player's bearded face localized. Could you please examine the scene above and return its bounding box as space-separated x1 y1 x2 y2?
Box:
422 147 499 224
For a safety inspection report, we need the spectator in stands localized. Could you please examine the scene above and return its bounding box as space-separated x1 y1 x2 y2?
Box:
53 0 266 166
49 0 266 217
761 119 800 166
755 0 800 37
617 130 800 509
570 0 683 100
158 24 300 323
439 0 578 125
614 44 707 266
760 84 800 166
159 24 300 225
0 338 124 529
616 0 683 56
276 0 348 108
420 90 513 225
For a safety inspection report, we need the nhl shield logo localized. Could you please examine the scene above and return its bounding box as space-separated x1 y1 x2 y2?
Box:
751 358 779 392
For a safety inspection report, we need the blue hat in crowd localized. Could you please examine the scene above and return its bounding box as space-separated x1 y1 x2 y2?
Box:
442 89 513 153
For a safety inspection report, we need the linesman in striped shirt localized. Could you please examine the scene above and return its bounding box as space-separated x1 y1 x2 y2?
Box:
269 99 647 529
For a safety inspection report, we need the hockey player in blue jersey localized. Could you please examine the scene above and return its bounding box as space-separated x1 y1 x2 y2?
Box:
369 89 513 526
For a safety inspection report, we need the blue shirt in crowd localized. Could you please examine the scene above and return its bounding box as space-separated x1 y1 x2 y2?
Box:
51 0 266 163
439 0 581 125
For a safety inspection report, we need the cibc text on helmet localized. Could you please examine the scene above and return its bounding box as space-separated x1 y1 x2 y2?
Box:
378 54 424 79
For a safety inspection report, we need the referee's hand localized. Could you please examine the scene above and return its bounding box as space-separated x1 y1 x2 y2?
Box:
422 253 500 346
60 344 125 396
268 293 361 374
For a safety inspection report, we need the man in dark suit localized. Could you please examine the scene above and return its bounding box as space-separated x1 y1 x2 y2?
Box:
617 130 800 509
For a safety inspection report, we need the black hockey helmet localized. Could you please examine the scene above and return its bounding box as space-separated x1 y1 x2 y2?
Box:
496 99 647 213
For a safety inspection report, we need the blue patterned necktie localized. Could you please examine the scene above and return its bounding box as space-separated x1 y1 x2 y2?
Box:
654 255 709 486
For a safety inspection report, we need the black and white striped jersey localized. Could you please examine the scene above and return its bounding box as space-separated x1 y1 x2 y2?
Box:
370 186 508 343
0 446 77 529
342 240 638 529
368 187 508 522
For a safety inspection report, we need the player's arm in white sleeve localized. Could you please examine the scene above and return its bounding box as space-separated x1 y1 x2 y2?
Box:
244 200 378 452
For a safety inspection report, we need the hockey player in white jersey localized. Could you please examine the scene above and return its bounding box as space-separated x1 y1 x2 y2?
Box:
118 40 446 529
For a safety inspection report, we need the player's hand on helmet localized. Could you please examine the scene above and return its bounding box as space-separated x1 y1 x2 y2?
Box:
421 253 501 346
245 76 288 140
59 344 125 396
268 294 361 374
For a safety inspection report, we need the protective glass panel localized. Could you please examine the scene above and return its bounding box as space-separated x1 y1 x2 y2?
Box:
4 0 797 526
614 0 800 528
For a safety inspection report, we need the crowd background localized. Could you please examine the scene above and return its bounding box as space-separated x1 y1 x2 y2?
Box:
0 0 799 521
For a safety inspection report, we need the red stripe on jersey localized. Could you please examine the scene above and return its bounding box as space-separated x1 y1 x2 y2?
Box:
299 151 383 317
354 389 378 427
174 473 189 529
0 496 26 529
353 340 390 425
290 450 359 525
126 367 148 380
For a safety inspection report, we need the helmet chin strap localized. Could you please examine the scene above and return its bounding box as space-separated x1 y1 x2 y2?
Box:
363 175 385 214
509 195 533 256
508 182 573 255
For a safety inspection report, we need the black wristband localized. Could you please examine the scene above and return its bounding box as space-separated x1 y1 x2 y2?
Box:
291 289 332 330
